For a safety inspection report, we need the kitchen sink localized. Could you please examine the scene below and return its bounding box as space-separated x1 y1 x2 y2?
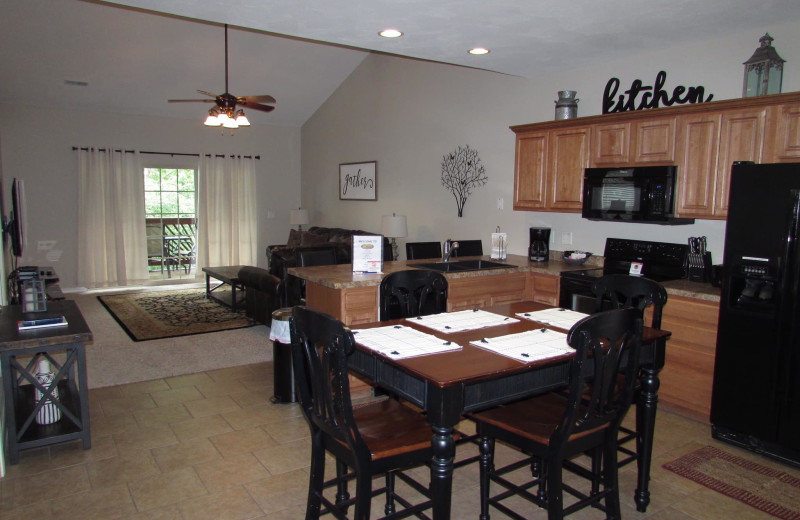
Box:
410 260 515 272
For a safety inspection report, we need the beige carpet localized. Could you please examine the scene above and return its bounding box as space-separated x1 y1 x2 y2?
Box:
71 284 272 389
664 445 800 520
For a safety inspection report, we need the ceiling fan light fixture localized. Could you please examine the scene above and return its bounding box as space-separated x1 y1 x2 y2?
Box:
204 108 222 126
235 110 250 126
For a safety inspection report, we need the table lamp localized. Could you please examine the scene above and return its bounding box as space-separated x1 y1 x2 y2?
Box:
290 208 310 232
381 213 407 261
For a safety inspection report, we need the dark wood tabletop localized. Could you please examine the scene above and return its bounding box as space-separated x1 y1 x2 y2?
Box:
0 300 93 351
353 301 670 388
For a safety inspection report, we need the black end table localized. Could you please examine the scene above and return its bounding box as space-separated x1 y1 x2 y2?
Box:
0 300 93 464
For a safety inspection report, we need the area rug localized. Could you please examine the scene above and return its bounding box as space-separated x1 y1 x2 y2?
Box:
663 445 800 520
98 288 253 341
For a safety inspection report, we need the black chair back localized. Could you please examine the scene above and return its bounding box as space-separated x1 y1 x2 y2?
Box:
405 241 442 260
379 270 448 321
591 274 668 329
290 306 366 462
452 239 483 257
556 308 643 450
296 245 338 267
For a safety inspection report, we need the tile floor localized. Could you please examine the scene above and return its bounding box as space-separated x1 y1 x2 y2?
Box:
1 361 798 519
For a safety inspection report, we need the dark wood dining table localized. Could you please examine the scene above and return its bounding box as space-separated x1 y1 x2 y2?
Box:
348 301 670 519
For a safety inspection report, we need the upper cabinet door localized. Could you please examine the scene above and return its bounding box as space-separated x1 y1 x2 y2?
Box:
591 122 630 166
513 131 548 210
715 108 767 217
632 117 676 163
547 127 590 210
766 102 800 162
675 113 721 218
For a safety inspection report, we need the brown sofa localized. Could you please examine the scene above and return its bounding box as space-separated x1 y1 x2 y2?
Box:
268 226 392 306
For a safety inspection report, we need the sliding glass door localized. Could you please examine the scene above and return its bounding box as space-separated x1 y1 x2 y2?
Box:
144 168 197 280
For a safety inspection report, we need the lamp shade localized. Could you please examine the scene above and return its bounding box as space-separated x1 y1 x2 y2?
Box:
381 214 408 238
290 209 310 226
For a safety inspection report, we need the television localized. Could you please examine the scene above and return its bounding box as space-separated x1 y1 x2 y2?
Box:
4 178 26 258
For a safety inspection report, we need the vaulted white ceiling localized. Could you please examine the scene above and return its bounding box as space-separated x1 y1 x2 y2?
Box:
2 0 798 126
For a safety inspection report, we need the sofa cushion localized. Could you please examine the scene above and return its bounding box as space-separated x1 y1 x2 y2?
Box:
286 229 303 248
300 231 329 246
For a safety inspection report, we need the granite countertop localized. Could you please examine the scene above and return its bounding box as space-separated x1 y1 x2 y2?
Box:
288 252 721 302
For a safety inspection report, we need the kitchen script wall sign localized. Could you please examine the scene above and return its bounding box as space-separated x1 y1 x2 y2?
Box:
603 71 714 114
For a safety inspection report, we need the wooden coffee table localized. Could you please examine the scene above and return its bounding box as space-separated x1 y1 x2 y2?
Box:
202 265 246 310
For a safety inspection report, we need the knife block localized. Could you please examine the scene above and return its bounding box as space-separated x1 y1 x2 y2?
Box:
688 252 713 283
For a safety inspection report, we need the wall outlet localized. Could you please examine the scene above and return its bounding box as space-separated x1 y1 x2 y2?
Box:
267 210 275 219
561 232 573 245
497 197 504 210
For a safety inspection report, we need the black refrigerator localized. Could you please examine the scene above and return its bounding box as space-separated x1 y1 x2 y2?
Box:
711 161 800 467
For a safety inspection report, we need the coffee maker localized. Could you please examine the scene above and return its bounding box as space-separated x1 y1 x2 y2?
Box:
529 227 551 262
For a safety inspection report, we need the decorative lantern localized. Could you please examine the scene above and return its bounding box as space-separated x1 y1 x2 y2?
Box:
742 33 786 97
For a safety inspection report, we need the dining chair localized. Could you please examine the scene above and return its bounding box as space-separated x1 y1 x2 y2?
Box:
285 245 339 306
405 241 442 260
451 239 483 257
467 308 643 520
379 269 448 321
289 306 434 520
591 273 668 468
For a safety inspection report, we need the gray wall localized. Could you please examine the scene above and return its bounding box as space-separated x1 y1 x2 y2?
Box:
0 106 301 290
301 19 800 264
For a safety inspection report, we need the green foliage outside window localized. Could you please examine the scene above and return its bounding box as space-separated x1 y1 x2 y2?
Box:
144 168 196 218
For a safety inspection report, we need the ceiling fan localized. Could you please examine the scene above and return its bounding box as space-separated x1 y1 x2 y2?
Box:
168 24 275 128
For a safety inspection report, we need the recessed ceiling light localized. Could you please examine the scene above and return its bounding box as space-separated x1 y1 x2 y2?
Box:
379 29 403 38
469 47 490 55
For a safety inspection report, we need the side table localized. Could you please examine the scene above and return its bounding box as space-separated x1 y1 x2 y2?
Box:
0 301 93 464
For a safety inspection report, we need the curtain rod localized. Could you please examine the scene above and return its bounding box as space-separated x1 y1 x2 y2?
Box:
71 147 260 160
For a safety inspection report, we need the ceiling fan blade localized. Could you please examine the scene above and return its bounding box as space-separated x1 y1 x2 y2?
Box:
168 99 217 103
242 102 276 113
197 90 218 98
239 95 276 104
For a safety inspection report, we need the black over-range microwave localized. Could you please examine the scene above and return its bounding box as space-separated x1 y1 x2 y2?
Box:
582 165 694 225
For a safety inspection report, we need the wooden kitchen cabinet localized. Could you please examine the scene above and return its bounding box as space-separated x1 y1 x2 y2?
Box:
513 126 588 212
675 113 721 218
765 101 800 162
529 272 560 306
513 131 548 209
715 107 767 217
631 117 676 163
513 92 800 220
591 118 675 167
655 294 719 421
447 272 528 311
591 122 630 166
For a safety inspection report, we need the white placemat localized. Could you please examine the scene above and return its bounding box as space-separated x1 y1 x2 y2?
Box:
352 325 462 360
470 328 574 363
516 308 589 330
410 309 519 333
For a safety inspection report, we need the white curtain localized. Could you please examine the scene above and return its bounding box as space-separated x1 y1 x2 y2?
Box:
77 147 148 288
196 155 258 268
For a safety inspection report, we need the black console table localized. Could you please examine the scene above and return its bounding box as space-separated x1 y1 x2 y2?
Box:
0 300 93 464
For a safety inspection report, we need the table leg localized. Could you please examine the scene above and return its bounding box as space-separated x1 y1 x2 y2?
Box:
635 364 661 512
430 425 455 519
205 273 212 299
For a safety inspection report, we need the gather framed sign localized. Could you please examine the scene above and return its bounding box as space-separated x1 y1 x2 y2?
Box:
339 161 377 201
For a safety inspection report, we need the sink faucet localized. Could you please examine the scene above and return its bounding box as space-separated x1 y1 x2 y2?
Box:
443 239 459 262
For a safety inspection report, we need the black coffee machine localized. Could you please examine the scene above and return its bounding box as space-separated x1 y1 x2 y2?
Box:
529 227 551 262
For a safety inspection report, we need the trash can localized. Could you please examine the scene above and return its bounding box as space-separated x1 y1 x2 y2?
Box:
269 307 296 404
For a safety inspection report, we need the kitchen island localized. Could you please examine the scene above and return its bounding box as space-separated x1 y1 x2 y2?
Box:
288 254 592 325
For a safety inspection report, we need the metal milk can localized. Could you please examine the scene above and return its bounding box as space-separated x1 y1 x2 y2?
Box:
555 90 579 119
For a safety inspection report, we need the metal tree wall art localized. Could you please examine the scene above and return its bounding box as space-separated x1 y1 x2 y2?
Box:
441 145 488 217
